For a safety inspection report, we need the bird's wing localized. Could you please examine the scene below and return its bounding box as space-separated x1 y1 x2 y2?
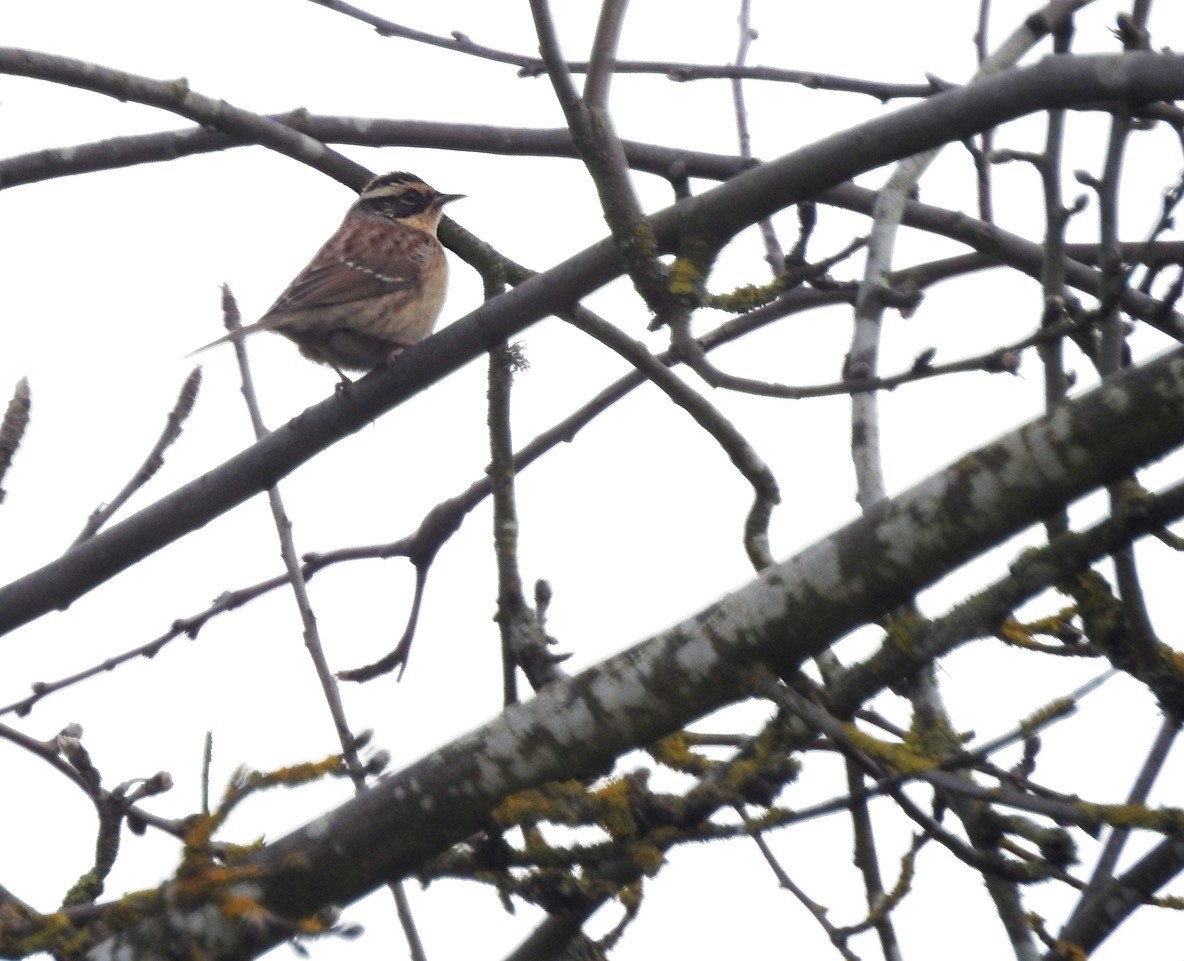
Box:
265 227 427 315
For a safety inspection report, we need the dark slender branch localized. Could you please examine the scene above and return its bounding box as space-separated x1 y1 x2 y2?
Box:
1051 831 1184 957
584 0 629 109
554 294 780 569
745 822 862 961
844 758 900 958
1036 19 1078 541
1066 711 1181 928
488 345 524 704
0 48 371 187
303 0 940 99
0 114 749 190
973 0 996 222
0 720 182 846
828 182 1184 340
529 0 670 317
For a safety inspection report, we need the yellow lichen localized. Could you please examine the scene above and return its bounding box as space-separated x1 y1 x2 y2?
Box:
648 731 710 774
1052 940 1088 961
841 725 937 775
1170 649 1184 678
1075 800 1184 834
491 780 585 828
667 256 702 298
590 778 640 839
998 617 1037 647
627 842 666 876
618 881 644 912
220 893 270 923
704 278 787 313
1019 697 1076 734
882 613 927 652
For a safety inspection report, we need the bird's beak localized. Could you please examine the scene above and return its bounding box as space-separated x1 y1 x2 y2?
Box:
434 193 466 207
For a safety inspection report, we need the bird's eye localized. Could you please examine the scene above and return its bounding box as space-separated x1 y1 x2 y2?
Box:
400 190 422 205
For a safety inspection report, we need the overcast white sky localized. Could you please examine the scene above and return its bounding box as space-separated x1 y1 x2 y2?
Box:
2 2 1183 959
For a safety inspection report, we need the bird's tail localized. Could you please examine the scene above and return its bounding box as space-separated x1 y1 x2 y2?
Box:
185 317 283 358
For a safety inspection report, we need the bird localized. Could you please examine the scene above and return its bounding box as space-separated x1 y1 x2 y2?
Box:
191 171 463 378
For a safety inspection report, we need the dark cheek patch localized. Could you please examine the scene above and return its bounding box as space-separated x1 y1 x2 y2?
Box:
367 195 431 219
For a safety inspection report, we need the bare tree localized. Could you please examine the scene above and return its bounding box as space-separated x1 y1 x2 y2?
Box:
1 3 1183 960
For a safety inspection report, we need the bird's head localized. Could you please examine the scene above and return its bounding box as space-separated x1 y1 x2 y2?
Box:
355 171 464 234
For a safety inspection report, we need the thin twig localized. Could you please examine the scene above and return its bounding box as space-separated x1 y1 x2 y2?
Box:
0 378 31 504
0 48 371 187
220 286 364 781
71 368 202 546
303 0 940 99
744 820 862 961
731 0 785 271
584 0 628 109
1067 710 1181 924
220 285 426 961
974 0 997 222
529 0 670 317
